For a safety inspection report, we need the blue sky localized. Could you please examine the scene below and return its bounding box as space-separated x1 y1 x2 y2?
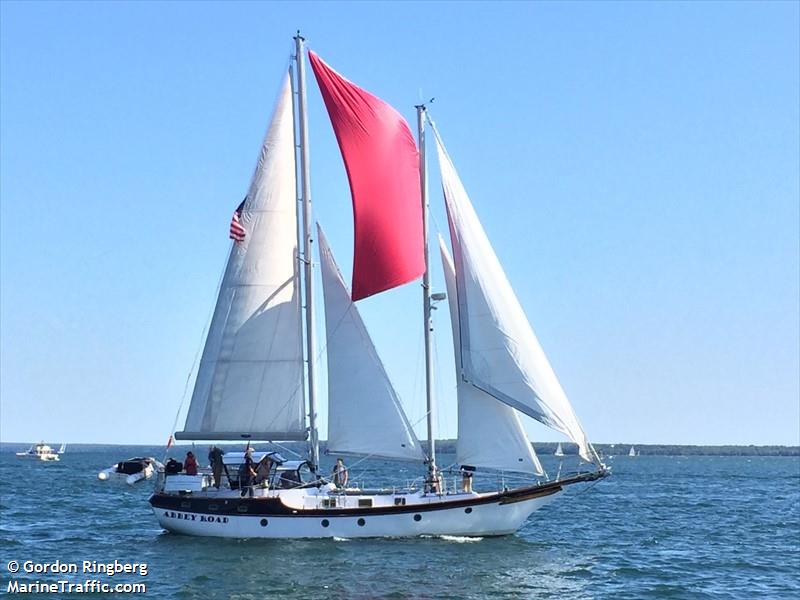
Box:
1 1 798 446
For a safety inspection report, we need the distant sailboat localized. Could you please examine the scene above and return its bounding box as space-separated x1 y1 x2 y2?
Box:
554 443 564 457
149 35 608 539
629 446 637 457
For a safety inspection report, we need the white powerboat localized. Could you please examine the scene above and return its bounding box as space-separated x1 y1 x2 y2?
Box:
98 457 162 485
16 442 65 461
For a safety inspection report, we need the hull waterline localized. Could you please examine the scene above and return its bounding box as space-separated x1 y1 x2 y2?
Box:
152 492 558 539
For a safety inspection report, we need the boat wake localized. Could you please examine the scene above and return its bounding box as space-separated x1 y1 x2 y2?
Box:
425 534 484 543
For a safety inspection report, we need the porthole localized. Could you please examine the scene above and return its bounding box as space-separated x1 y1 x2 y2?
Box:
465 507 473 514
208 504 219 511
237 505 249 513
357 518 366 527
413 514 422 522
321 519 330 528
260 519 268 527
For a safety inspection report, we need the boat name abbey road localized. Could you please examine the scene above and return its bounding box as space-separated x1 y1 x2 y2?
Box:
162 511 229 524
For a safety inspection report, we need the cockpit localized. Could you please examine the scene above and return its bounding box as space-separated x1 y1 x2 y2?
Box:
274 460 315 489
218 453 315 490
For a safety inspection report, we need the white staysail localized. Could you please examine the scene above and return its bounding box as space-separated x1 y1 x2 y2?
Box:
318 225 425 461
440 236 543 475
433 128 594 463
178 75 306 441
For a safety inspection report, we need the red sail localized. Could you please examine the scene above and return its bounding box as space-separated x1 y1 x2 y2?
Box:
309 51 424 301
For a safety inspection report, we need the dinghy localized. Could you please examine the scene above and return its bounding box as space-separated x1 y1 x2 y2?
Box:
98 457 162 485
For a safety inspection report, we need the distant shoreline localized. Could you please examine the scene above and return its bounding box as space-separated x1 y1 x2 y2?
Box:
1 441 798 457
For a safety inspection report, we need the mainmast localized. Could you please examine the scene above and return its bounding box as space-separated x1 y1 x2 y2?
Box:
294 33 319 471
416 104 438 488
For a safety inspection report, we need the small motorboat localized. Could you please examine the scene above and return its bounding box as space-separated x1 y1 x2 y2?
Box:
98 457 162 485
16 442 65 461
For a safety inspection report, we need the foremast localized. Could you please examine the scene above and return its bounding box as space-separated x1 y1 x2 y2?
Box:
416 104 438 489
294 33 319 472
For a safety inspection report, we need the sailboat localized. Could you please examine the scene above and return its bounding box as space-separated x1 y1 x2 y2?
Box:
149 35 608 539
554 443 564 457
629 446 637 457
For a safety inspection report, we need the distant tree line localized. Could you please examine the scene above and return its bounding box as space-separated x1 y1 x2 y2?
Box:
531 442 800 457
406 440 799 457
2 441 798 457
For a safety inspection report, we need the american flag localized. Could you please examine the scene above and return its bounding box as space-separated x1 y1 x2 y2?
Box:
229 198 247 243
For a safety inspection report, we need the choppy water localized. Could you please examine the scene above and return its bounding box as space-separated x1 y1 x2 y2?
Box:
1 447 798 599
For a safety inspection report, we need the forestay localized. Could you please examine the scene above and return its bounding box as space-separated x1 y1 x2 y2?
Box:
440 237 543 475
177 75 306 441
318 225 424 461
433 128 593 462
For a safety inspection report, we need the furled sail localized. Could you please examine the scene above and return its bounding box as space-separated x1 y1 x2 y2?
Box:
308 51 424 301
177 75 306 441
440 236 543 475
319 225 424 461
433 128 593 462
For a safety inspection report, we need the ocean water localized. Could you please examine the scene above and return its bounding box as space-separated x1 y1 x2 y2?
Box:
1 447 798 599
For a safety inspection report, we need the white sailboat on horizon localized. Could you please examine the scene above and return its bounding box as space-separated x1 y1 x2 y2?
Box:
149 34 608 539
554 443 565 457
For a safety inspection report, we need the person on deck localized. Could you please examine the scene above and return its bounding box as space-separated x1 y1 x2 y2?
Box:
239 448 257 497
255 455 272 487
208 446 224 489
461 466 474 493
183 451 198 476
332 457 349 489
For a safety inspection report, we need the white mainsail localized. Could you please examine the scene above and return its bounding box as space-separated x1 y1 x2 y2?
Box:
433 127 594 463
554 442 564 457
178 75 306 441
318 225 425 461
440 236 543 475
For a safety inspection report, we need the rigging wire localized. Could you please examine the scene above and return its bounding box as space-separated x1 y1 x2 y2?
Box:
162 245 230 461
270 440 304 460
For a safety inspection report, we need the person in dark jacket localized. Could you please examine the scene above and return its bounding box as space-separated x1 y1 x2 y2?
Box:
239 448 256 497
208 446 224 489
